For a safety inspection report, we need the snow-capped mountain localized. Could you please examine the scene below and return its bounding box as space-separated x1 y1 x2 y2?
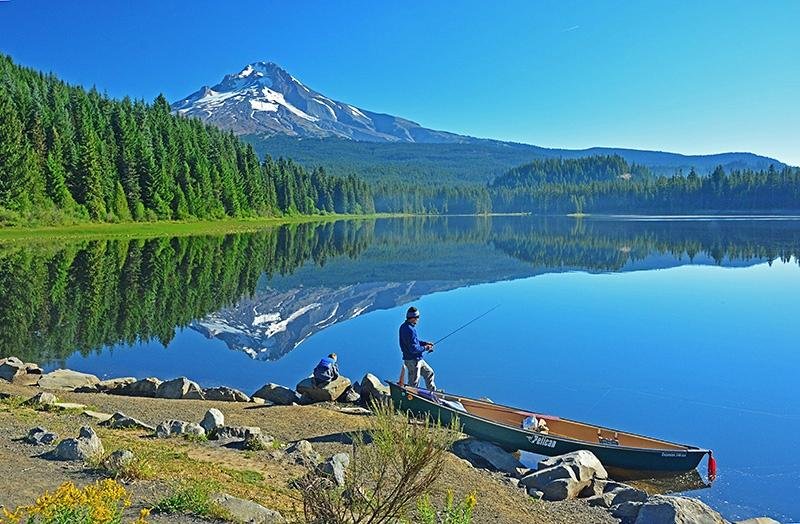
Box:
171 61 478 143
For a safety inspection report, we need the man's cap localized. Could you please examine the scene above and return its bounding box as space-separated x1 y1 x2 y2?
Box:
406 307 420 319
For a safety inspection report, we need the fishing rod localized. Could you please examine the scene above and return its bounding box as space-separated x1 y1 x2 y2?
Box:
431 304 500 346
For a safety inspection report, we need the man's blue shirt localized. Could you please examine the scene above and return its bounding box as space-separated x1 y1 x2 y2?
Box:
399 320 428 361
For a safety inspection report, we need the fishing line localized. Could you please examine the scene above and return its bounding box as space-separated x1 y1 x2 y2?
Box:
432 304 500 346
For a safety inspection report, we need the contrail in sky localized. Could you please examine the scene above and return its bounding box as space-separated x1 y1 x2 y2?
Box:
562 25 580 32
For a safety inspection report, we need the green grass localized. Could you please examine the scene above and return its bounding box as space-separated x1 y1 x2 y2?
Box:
223 468 265 486
152 479 228 518
0 213 403 242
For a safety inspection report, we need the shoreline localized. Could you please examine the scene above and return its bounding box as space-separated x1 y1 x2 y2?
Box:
0 360 777 524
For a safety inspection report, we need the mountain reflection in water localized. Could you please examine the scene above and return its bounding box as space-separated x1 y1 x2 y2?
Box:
1 216 799 365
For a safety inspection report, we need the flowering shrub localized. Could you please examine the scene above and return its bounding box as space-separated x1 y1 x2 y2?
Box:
0 479 147 524
414 491 477 524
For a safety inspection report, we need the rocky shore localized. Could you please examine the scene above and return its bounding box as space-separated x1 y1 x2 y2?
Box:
0 356 781 524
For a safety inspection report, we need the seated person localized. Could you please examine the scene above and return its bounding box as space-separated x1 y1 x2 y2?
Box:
522 415 549 433
312 353 340 387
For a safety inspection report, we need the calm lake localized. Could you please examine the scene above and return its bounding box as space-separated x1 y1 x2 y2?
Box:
2 216 799 522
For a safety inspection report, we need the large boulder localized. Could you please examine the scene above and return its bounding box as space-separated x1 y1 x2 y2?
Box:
51 426 104 461
155 420 205 439
251 383 300 405
203 386 250 402
37 369 100 391
210 493 285 524
116 377 162 397
519 464 591 501
451 438 525 476
200 408 225 434
0 357 43 385
100 412 155 431
102 450 135 473
296 376 351 403
538 449 608 481
96 377 136 393
359 373 390 406
156 377 205 400
735 519 781 524
635 495 727 524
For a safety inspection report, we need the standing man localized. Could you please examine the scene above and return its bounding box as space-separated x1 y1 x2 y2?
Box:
399 306 437 391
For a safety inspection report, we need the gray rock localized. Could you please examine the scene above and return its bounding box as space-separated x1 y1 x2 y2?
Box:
341 387 360 403
100 412 155 431
289 439 320 465
735 519 781 524
117 377 162 397
359 373 391 406
244 433 275 451
210 493 285 523
200 408 225 434
96 377 136 393
538 449 608 481
203 386 250 402
579 478 610 498
52 426 104 461
251 383 300 405
24 391 58 407
519 464 575 490
541 477 591 501
102 449 134 472
296 376 351 403
610 486 649 506
211 425 261 441
156 420 206 438
38 369 100 391
585 492 618 508
634 495 727 524
318 453 350 486
156 377 205 400
452 438 525 476
23 426 58 446
613 501 644 521
527 488 544 499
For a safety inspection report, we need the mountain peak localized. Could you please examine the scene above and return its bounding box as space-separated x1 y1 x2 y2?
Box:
171 62 474 143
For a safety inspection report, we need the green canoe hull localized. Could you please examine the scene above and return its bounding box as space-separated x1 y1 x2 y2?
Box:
389 382 708 475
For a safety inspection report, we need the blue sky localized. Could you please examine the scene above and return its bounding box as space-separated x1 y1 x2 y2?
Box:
1 0 798 165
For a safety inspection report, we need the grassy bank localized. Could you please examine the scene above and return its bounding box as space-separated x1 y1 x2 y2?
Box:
0 213 403 243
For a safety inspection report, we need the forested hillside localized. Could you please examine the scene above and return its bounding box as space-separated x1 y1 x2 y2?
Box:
0 54 373 225
490 156 800 214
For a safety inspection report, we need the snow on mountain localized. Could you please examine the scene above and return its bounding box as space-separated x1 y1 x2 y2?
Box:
171 61 478 143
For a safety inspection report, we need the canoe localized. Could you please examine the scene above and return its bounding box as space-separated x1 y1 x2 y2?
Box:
388 382 714 478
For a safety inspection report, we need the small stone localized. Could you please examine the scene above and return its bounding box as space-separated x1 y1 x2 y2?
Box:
340 387 360 403
609 486 648 506
211 425 261 441
612 501 643 521
100 412 155 431
210 493 285 523
23 426 58 446
23 392 58 407
200 408 225 434
102 450 134 473
156 420 206 438
289 439 320 465
51 426 104 461
527 488 544 499
318 453 350 486
244 433 275 451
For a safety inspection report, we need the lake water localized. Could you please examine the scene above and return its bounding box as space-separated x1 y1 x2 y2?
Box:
1 216 799 522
